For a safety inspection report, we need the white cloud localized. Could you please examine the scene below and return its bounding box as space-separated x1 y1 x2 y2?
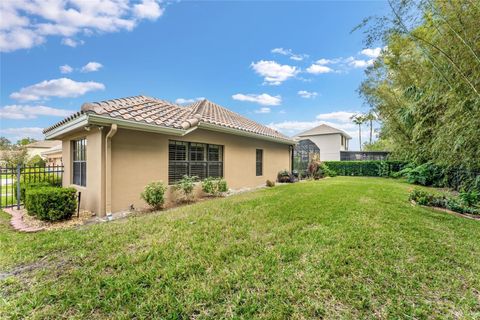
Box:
316 111 357 122
81 62 103 73
297 90 318 99
232 93 281 106
10 78 105 101
254 107 271 114
0 105 74 120
175 97 205 104
0 0 166 52
251 60 298 85
360 47 382 58
271 47 308 61
59 64 73 74
346 57 374 68
0 127 45 140
61 38 84 47
306 64 333 74
133 0 164 20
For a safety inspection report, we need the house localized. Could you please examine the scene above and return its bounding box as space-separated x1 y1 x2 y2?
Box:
41 144 63 166
25 140 62 159
293 124 351 161
43 95 295 216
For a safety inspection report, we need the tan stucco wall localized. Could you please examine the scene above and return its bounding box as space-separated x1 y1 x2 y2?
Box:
110 128 291 213
62 128 105 215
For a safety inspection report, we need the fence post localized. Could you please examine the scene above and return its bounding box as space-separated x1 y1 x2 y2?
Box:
16 164 21 210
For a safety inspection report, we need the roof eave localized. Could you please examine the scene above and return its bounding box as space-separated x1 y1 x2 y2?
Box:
198 122 295 145
44 113 189 139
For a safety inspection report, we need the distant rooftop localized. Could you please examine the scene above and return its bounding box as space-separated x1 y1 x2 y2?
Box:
26 140 61 149
293 124 352 139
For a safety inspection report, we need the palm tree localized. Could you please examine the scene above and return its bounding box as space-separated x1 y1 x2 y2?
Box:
364 111 377 144
350 114 366 151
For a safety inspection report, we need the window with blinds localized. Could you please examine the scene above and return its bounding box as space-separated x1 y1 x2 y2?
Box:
168 140 223 184
256 149 263 176
72 138 87 187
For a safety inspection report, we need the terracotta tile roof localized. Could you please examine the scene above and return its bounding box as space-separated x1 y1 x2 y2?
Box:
44 95 292 142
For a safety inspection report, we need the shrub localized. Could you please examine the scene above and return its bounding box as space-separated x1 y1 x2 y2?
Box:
202 177 228 196
175 175 198 202
409 188 479 215
458 190 479 207
25 187 77 221
266 180 275 187
318 163 336 177
277 170 293 183
19 181 52 202
141 181 167 210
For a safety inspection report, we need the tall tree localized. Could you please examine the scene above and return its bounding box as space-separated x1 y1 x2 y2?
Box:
0 137 11 150
356 0 480 169
350 114 366 151
363 111 377 144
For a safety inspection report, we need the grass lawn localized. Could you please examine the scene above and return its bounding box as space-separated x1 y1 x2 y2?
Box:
1 177 479 318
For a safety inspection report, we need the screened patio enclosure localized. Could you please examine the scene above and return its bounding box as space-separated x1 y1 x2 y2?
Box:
293 139 320 172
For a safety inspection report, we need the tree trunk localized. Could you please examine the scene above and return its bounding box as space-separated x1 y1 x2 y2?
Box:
369 119 373 144
359 125 362 151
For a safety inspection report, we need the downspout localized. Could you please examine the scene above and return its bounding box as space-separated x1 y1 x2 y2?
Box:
105 124 118 218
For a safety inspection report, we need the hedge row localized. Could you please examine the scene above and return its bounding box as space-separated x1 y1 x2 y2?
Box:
25 187 77 221
323 161 408 177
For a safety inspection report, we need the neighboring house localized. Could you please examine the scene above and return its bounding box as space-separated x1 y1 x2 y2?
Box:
293 124 351 161
43 95 295 216
41 144 63 166
26 140 62 159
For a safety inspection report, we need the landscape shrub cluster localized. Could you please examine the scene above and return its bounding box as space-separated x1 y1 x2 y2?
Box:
202 177 228 196
409 188 480 215
25 187 77 221
396 162 480 193
323 161 407 177
141 176 229 210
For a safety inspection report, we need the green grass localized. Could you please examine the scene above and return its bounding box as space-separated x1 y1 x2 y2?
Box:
0 185 17 207
1 177 479 319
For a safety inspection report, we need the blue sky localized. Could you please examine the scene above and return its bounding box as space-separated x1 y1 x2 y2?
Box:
0 0 388 149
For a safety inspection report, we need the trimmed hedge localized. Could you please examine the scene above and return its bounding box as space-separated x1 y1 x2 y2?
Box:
19 181 52 202
324 161 408 177
25 187 77 221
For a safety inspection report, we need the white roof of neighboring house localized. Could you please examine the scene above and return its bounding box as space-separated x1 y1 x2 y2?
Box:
26 140 62 149
293 124 352 139
41 144 62 156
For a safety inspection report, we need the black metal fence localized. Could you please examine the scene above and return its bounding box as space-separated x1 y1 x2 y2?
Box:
0 164 64 209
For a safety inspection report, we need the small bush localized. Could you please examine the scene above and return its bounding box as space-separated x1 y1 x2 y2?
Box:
25 187 77 221
266 180 275 187
175 175 198 202
459 190 479 207
318 163 336 177
409 188 479 215
141 181 167 210
277 170 294 183
202 177 228 196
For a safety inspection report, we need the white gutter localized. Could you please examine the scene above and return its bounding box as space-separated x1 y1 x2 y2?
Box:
105 124 118 218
